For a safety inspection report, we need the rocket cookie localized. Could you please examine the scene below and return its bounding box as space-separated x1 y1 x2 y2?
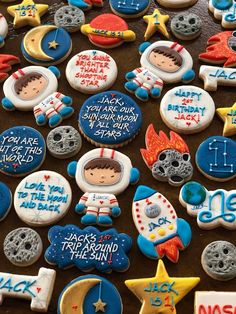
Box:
0 54 20 82
110 0 151 18
155 0 198 8
0 14 8 48
209 0 236 28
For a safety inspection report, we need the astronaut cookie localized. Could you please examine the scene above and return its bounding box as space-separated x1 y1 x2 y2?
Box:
110 0 151 18
4 228 43 267
1 66 74 128
0 126 46 177
209 0 236 28
66 50 118 94
155 0 198 8
14 170 72 226
0 54 20 82
54 6 85 33
0 14 8 48
68 148 140 226
160 86 215 134
201 241 236 281
171 12 202 40
125 41 195 101
141 125 193 186
78 91 142 148
0 182 12 221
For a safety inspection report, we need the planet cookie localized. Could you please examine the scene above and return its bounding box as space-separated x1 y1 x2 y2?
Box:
0 182 12 221
54 5 85 33
109 0 151 18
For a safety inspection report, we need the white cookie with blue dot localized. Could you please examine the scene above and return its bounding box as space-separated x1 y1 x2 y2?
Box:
209 0 236 28
0 14 8 48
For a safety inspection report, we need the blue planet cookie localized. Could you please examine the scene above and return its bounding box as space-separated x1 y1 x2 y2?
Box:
45 225 132 273
78 91 142 147
0 126 46 177
110 0 151 18
196 136 236 181
0 182 12 221
58 275 123 314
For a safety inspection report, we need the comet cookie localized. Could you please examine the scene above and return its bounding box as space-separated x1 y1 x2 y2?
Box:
0 14 8 48
68 148 140 226
58 275 123 314
143 9 169 40
217 102 236 136
155 0 198 8
171 12 202 40
0 54 20 82
54 6 85 33
110 0 151 18
81 14 136 48
67 0 104 10
0 182 12 221
209 0 236 28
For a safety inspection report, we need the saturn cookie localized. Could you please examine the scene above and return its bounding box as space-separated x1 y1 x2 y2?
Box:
171 12 202 40
0 14 8 47
67 0 104 10
0 182 12 221
110 0 151 18
54 6 85 32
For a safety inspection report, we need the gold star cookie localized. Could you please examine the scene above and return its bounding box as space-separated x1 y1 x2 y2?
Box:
125 260 200 314
143 9 169 40
7 0 48 29
217 102 236 137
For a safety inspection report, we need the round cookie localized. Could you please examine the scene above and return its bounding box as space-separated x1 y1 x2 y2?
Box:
4 228 43 267
0 182 12 221
0 14 8 48
155 0 198 8
171 12 202 40
66 50 118 94
47 126 82 159
201 241 236 281
0 126 46 177
110 0 150 18
78 91 142 147
54 6 85 33
160 86 215 134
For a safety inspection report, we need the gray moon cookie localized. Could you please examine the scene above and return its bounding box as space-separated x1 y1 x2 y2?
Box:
54 5 85 33
201 241 236 281
47 126 82 159
171 12 202 40
4 228 43 267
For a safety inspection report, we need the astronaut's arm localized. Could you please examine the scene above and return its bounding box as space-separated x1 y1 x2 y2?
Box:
53 92 73 106
1 97 15 111
151 79 164 98
75 193 89 213
110 197 121 217
182 69 195 84
126 67 144 80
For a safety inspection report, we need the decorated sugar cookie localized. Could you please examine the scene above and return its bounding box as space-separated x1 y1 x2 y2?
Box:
217 102 236 136
141 125 193 186
54 6 85 33
67 0 104 10
155 0 198 8
125 260 200 314
78 91 142 148
196 136 236 181
0 14 8 48
1 66 74 128
195 292 236 314
125 41 195 101
0 54 20 82
81 14 136 48
45 225 132 273
68 148 140 226
14 170 72 226
209 0 236 28
0 268 55 312
180 181 236 229
110 0 151 18
0 182 12 221
171 12 202 41
66 50 118 94
132 186 192 262
143 9 169 41
160 86 215 134
58 275 123 314
21 25 72 65
199 31 236 67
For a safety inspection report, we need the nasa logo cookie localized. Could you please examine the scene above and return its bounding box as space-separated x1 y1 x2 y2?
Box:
0 182 12 221
110 0 151 18
0 14 8 47
171 12 202 41
209 0 236 28
54 6 85 33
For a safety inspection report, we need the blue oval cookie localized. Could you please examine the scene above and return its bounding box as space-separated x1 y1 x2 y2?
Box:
110 0 150 18
78 91 142 147
0 182 12 221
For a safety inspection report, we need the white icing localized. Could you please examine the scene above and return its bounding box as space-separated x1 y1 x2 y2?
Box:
160 85 215 134
156 0 197 8
0 14 8 48
14 170 72 226
209 0 236 28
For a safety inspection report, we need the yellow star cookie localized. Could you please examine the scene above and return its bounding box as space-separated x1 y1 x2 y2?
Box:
143 9 169 41
125 260 200 314
217 103 236 137
7 0 48 29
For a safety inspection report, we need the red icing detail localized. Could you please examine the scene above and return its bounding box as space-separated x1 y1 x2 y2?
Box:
198 304 236 314
140 227 144 231
172 216 176 219
158 195 162 199
136 209 139 212
111 150 115 159
84 0 103 6
138 220 142 224
170 210 174 213
0 54 20 82
72 305 78 310
100 148 104 158
50 101 54 105
163 199 167 203
111 93 116 98
44 175 50 181
156 236 184 263
135 203 139 206
198 305 207 314
167 205 171 208
12 164 18 169
100 201 104 204
36 287 41 293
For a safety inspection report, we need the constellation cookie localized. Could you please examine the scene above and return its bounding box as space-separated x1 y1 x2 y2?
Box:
4 228 43 267
110 0 151 18
0 182 12 221
141 125 193 186
1 66 74 128
160 86 215 134
171 12 202 41
67 0 104 10
14 170 72 226
180 181 236 229
21 25 72 66
217 102 236 136
155 0 198 8
0 268 56 312
54 6 85 33
132 185 192 263
58 275 123 314
125 260 200 314
125 41 195 101
209 0 236 28
0 54 20 82
47 126 82 159
81 14 136 48
66 50 118 94
199 31 236 67
78 91 142 148
0 126 46 177
196 136 236 181
143 9 169 40
68 148 140 226
201 241 236 281
0 14 8 48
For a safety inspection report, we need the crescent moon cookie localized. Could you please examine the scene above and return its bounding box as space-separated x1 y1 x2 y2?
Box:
54 6 85 33
0 126 46 177
110 0 151 18
209 0 236 28
14 170 72 226
58 275 123 314
0 182 12 221
0 54 20 82
160 86 215 134
143 9 169 40
0 14 8 48
171 12 202 41
81 14 136 49
155 0 198 8
66 50 118 94
78 91 142 148
7 0 48 29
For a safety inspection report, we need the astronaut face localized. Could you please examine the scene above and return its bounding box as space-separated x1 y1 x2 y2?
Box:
84 167 121 186
16 74 48 100
149 47 182 73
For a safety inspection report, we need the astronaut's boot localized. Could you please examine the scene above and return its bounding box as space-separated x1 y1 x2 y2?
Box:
125 81 139 93
81 214 97 225
49 113 62 128
59 106 74 119
98 215 113 226
135 87 149 101
35 114 47 126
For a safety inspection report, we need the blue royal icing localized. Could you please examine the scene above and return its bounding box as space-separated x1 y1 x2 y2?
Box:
78 91 142 146
110 0 150 16
0 182 12 221
212 0 232 10
0 126 46 176
45 225 132 273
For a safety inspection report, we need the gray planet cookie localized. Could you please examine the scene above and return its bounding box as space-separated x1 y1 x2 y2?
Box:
54 5 85 33
171 12 202 40
201 241 236 281
4 228 43 267
47 126 82 159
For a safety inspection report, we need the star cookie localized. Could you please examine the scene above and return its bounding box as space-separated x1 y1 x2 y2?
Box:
143 9 169 40
217 102 236 137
